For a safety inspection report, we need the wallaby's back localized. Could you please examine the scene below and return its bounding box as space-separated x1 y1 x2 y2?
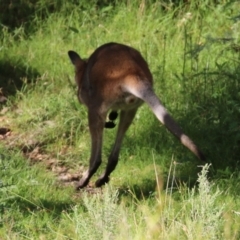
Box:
84 43 152 90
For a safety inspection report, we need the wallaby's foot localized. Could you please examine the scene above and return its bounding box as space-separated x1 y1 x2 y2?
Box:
75 172 90 190
95 175 110 187
75 179 89 190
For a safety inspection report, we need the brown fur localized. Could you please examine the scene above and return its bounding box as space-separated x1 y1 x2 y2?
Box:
68 42 205 189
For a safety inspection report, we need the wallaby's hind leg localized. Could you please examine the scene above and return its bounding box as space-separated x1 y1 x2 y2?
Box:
76 109 106 190
95 108 138 187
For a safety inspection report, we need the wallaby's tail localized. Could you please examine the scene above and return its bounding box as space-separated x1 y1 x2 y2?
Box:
125 84 205 161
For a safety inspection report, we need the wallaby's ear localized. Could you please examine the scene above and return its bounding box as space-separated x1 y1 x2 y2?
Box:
68 50 82 66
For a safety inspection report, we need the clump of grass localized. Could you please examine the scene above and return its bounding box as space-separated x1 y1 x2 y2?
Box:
64 187 121 240
179 164 224 239
133 164 226 239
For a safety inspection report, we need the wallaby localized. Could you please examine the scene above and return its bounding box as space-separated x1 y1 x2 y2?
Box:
68 42 205 189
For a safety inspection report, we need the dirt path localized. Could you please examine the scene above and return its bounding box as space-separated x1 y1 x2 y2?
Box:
0 114 83 187
0 106 107 195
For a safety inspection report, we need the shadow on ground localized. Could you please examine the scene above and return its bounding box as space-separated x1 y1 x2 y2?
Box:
0 59 40 98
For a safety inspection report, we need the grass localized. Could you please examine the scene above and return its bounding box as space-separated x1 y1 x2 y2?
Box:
1 148 240 239
1 0 240 239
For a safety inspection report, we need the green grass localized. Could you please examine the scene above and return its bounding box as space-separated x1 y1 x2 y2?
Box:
1 148 240 239
1 0 240 239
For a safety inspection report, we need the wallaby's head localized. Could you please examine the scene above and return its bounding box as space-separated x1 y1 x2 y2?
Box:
68 51 87 89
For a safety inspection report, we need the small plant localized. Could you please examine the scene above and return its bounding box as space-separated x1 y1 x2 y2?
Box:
137 164 225 240
181 164 224 239
63 187 121 240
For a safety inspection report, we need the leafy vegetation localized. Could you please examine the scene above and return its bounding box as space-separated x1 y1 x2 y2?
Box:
1 0 240 239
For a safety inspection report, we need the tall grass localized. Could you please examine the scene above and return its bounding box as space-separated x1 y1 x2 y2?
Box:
1 0 240 239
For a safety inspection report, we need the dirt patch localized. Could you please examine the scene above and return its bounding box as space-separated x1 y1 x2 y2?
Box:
0 110 106 195
0 120 85 189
